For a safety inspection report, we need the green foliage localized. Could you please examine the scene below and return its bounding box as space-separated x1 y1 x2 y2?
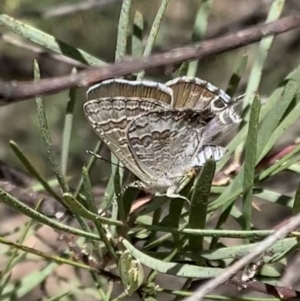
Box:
0 1 300 300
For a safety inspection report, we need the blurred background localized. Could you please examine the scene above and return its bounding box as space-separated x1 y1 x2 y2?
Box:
1 0 300 300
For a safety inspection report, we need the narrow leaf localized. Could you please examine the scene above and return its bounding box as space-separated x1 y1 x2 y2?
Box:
137 0 170 79
61 68 77 176
9 140 61 203
122 239 223 278
242 0 285 110
187 0 213 77
226 53 248 97
242 95 261 233
188 160 215 252
34 61 69 193
131 11 144 58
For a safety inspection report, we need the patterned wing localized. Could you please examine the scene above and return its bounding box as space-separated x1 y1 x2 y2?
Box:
126 109 213 182
83 97 170 181
202 106 242 144
192 145 227 167
87 79 173 105
165 76 234 112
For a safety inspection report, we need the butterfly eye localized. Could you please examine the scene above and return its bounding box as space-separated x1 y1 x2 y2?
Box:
211 98 228 111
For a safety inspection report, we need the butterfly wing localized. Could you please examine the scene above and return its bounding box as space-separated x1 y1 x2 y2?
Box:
166 77 243 141
83 96 170 181
165 76 234 111
193 145 227 167
87 79 173 105
126 109 213 186
202 106 242 144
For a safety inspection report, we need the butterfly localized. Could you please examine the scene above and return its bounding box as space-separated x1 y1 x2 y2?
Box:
83 77 242 198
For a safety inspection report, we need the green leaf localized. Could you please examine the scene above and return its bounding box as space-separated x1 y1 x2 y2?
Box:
293 176 300 214
242 0 285 110
122 184 140 218
110 161 123 235
242 95 261 233
259 143 300 181
258 89 300 162
189 160 215 252
137 0 170 80
82 166 114 261
209 201 235 250
145 207 162 247
115 0 132 61
187 0 213 77
62 193 123 227
9 140 61 203
131 11 144 58
118 250 144 296
0 202 40 294
172 62 189 78
44 290 72 301
169 198 184 245
1 263 57 299
226 53 248 97
272 152 300 175
74 141 103 199
61 69 77 176
34 60 69 194
122 239 223 278
256 70 300 162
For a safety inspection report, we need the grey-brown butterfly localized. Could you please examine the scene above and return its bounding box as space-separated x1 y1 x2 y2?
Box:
83 77 241 199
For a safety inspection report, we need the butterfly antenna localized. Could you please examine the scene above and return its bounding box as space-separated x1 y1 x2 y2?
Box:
86 150 125 169
233 93 245 103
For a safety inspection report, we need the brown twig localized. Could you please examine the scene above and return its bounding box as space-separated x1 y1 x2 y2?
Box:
1 14 300 104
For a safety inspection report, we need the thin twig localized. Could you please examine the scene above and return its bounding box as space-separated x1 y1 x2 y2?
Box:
183 213 300 301
19 0 123 19
0 14 300 103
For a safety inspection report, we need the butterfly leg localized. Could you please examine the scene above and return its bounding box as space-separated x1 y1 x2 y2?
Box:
165 188 190 204
165 169 196 204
